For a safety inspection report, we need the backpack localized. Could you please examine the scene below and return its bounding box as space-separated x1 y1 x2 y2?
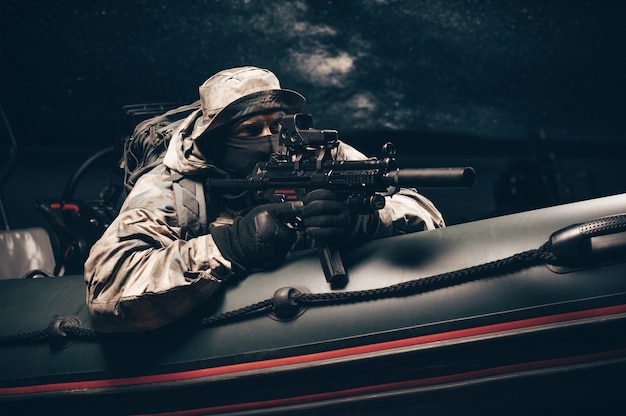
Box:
120 100 210 239
121 100 201 193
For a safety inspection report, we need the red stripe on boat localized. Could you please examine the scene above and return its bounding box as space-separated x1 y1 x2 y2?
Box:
2 303 626 397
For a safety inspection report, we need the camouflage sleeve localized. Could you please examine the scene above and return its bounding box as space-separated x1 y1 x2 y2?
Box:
84 164 233 333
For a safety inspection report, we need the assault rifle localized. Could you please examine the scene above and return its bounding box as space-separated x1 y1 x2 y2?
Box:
207 114 475 287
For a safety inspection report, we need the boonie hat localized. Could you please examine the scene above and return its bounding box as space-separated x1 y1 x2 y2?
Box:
191 66 305 139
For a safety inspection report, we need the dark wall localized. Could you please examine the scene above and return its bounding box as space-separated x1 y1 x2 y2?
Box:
2 0 625 147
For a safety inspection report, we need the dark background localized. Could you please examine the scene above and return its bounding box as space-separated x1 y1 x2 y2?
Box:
1 0 625 232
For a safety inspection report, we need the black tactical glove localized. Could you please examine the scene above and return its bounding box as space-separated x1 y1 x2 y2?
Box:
210 203 298 274
300 189 379 244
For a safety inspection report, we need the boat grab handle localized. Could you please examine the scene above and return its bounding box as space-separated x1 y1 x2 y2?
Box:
548 213 626 269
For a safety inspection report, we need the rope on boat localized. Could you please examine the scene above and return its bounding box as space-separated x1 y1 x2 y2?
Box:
0 242 557 348
295 243 556 306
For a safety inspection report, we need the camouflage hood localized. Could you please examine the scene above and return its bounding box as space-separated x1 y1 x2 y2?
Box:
163 109 225 176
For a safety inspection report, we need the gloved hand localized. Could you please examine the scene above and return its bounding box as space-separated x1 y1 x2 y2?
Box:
300 189 379 244
210 203 298 274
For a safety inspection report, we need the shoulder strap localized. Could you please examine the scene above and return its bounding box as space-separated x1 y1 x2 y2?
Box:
171 173 209 239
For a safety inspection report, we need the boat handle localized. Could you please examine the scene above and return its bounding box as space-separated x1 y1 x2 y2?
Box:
548 213 626 264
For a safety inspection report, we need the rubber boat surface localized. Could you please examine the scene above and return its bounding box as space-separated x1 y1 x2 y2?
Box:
1 193 626 415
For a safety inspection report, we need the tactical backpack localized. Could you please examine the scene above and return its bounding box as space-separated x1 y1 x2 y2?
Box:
121 100 211 239
121 101 201 193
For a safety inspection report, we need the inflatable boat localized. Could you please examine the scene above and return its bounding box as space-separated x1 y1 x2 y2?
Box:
1 191 626 415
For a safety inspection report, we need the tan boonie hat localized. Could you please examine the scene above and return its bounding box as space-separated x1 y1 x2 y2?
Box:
191 66 306 139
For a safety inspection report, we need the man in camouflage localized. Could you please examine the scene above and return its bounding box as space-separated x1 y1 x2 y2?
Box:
84 66 445 333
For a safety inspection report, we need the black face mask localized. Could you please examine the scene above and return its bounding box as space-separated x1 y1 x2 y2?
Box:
214 134 281 177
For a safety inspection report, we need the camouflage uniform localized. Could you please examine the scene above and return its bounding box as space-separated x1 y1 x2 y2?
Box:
84 69 445 333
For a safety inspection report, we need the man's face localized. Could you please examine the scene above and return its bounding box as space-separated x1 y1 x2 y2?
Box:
203 110 286 177
230 111 284 138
